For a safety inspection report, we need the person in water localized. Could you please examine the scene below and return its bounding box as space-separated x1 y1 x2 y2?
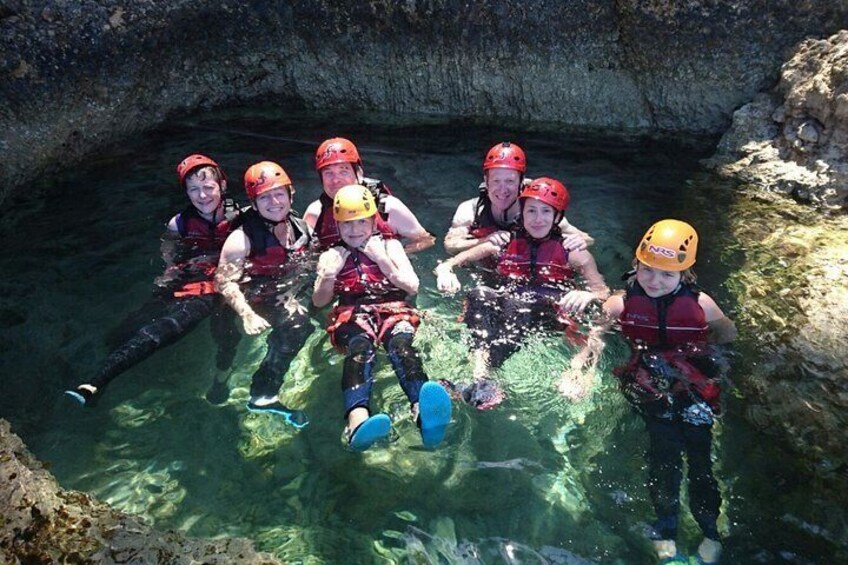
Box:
443 141 592 256
559 219 737 565
214 160 314 428
303 137 435 253
435 177 609 405
65 154 242 406
312 184 452 451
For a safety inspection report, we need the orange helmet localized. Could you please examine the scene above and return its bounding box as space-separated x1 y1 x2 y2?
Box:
243 161 292 200
483 142 526 173
636 219 699 271
176 154 225 185
315 137 362 171
519 177 569 212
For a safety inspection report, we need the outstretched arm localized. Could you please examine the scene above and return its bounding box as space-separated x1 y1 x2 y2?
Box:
214 230 269 335
559 249 610 315
558 217 594 251
433 241 500 294
557 293 623 400
384 196 435 253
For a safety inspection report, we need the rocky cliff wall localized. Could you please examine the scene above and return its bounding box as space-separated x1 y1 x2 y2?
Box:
2 0 847 203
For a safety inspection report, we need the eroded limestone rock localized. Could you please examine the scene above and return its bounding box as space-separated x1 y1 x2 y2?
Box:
0 419 280 565
707 30 848 209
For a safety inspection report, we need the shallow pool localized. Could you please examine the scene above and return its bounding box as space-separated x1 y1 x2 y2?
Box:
0 108 840 563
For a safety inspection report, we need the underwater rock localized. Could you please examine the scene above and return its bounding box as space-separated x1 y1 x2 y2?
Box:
724 193 848 484
0 419 281 564
707 30 848 210
2 1 847 202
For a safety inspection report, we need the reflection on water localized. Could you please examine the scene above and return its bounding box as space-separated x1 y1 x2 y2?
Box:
0 108 843 562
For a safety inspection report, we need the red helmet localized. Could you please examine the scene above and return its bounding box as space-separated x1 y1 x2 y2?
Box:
176 154 225 185
243 161 292 200
315 137 362 171
483 142 527 173
520 177 569 212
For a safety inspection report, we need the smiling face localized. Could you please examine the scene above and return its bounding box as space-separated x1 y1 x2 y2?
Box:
521 198 556 239
337 217 375 249
253 187 291 223
320 163 359 199
184 169 223 218
485 168 522 212
635 261 683 298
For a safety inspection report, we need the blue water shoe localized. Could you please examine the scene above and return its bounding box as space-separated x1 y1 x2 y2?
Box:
247 400 309 429
418 381 452 448
348 414 392 451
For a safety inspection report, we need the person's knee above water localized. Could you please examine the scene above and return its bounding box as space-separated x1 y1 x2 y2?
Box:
561 219 736 564
214 160 313 428
303 137 434 252
65 154 241 407
435 177 610 387
312 184 451 451
443 141 593 256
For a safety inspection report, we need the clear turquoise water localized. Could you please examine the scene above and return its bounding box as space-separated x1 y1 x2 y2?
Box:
0 108 842 563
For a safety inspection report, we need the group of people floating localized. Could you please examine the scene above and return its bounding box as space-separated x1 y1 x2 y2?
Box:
64 138 736 564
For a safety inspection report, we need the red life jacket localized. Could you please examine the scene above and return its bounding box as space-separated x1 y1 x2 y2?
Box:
616 282 720 414
327 242 417 348
169 201 242 297
241 209 311 278
495 235 575 288
333 247 408 306
619 282 709 348
175 200 240 249
314 179 395 250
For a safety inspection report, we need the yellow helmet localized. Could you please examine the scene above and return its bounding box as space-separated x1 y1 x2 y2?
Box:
333 184 377 222
635 219 698 271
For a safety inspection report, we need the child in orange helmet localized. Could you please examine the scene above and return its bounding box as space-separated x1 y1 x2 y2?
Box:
559 219 737 565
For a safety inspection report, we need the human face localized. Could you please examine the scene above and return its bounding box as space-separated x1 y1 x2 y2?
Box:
485 168 522 212
185 172 223 218
338 216 375 249
253 187 291 223
635 261 682 298
522 199 556 239
320 163 359 198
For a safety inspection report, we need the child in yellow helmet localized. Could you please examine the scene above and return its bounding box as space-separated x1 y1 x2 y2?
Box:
313 184 452 451
560 219 736 564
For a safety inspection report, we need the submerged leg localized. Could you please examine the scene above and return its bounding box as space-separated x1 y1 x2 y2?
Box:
383 322 427 407
67 295 216 406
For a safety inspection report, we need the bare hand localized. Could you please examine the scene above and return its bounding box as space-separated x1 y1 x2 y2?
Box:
317 247 350 279
486 230 510 247
243 312 271 335
436 269 462 295
360 235 390 263
557 368 591 401
559 290 596 315
562 232 588 252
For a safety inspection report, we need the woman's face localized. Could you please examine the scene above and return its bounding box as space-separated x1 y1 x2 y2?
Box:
635 261 682 298
254 187 291 223
522 199 556 239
